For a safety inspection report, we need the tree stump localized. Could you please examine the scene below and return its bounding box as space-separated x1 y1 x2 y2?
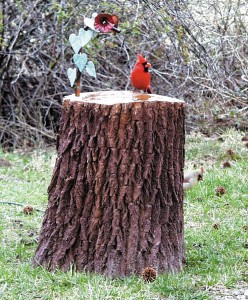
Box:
33 91 186 277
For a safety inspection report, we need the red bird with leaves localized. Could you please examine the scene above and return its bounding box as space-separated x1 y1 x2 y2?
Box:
130 54 152 94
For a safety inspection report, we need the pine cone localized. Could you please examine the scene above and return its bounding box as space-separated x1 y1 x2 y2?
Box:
215 186 226 196
226 148 235 156
222 161 231 168
241 135 248 142
213 223 220 230
142 267 157 282
242 225 248 232
23 205 34 215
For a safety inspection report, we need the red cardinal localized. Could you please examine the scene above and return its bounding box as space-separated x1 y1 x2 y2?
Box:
130 54 152 94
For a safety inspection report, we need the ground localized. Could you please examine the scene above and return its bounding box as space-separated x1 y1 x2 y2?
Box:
0 128 247 299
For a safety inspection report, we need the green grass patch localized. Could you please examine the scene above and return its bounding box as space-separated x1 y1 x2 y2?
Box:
0 129 247 299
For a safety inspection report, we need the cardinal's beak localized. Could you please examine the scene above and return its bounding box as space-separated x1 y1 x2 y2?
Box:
146 62 151 68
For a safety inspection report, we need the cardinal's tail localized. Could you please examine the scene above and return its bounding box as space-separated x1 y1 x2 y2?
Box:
146 87 152 94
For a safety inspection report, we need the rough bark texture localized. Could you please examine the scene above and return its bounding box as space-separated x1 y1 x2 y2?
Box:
33 91 186 277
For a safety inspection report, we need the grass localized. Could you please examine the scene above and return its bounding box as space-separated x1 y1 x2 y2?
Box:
0 128 247 299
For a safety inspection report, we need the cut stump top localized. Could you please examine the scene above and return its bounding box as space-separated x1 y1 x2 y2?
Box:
63 91 185 105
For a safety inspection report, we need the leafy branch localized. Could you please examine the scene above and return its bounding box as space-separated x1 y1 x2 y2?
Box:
67 13 120 96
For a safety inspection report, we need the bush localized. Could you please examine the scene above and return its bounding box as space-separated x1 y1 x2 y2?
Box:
1 0 247 148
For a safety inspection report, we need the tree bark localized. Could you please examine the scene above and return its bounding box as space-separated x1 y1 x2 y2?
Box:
33 91 186 277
